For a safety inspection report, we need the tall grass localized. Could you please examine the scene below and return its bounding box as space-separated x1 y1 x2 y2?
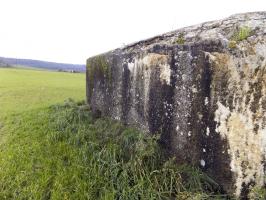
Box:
0 99 226 199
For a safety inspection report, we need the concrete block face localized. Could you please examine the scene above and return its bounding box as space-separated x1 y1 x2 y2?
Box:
86 12 266 198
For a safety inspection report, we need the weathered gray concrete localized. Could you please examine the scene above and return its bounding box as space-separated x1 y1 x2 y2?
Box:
86 12 266 198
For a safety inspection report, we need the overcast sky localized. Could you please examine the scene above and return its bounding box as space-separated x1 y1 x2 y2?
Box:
0 0 265 64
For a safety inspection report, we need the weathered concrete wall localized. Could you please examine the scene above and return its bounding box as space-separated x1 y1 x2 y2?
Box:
86 12 266 198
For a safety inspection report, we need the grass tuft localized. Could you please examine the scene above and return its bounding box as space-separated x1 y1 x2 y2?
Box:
232 26 252 42
174 33 185 45
228 26 253 49
249 186 266 200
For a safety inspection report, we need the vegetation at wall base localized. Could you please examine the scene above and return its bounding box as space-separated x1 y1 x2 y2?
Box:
0 98 225 199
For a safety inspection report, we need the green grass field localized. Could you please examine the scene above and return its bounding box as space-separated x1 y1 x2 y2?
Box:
0 68 85 117
0 68 255 199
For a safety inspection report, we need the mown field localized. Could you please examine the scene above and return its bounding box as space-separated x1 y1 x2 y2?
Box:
0 68 252 199
0 68 85 116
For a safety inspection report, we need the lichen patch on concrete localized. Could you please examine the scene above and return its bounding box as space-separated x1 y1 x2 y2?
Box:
212 39 266 196
142 53 171 85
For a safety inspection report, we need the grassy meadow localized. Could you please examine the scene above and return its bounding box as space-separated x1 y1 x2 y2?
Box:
0 67 248 199
0 68 85 117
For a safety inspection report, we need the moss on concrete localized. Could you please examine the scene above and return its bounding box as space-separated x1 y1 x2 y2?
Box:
87 55 111 99
174 33 185 45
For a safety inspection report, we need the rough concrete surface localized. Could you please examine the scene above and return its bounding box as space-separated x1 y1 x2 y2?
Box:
86 12 266 198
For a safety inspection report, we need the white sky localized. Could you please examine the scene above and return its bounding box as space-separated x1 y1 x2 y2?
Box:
0 0 265 64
